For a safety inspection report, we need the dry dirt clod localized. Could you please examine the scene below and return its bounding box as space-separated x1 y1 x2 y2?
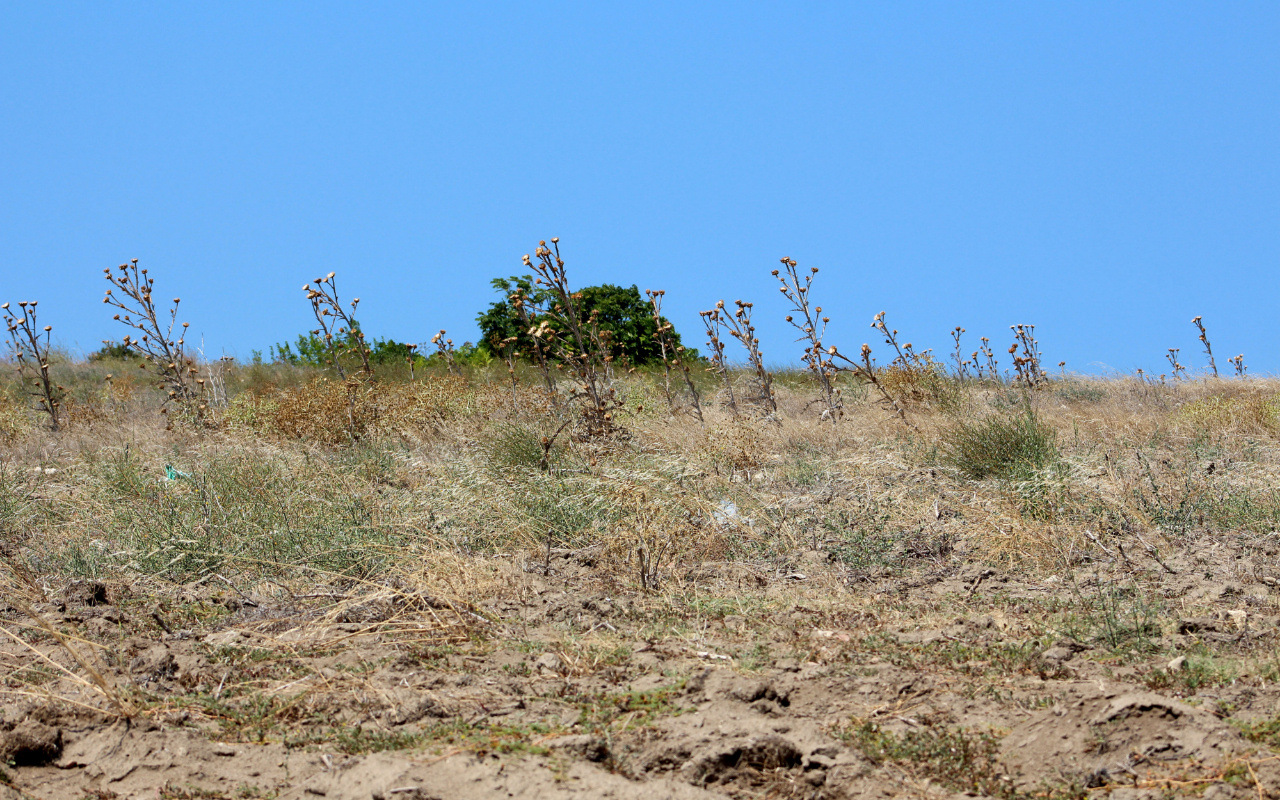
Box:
547 734 609 762
534 652 563 674
0 720 63 766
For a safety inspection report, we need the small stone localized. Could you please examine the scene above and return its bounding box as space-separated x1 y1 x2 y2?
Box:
1168 656 1188 672
534 652 563 674
1202 782 1238 800
1042 646 1074 663
730 680 770 703
805 753 835 770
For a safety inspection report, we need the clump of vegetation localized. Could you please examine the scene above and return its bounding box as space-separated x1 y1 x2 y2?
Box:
838 719 1020 798
941 405 1058 480
1173 392 1280 437
476 275 690 367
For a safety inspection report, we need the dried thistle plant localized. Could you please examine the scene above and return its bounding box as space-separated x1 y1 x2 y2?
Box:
523 238 623 438
1166 348 1187 379
774 258 840 422
645 289 702 424
976 336 998 379
721 299 776 414
303 272 372 378
509 285 556 395
1192 316 1218 378
1008 324 1046 389
2 300 65 430
404 342 420 380
699 303 737 417
102 260 205 419
1229 353 1246 377
491 333 521 412
431 330 461 376
826 340 917 431
951 326 971 380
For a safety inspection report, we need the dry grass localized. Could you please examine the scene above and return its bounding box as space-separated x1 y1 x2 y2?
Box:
4 364 1280 591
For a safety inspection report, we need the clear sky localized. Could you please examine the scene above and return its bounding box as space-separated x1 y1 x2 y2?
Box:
2 3 1277 374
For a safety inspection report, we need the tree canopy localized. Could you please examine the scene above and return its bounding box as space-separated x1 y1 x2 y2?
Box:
475 276 690 366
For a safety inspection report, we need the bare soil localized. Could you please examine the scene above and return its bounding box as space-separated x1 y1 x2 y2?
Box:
5 536 1280 800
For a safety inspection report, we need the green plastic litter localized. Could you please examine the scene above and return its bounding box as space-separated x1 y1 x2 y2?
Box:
163 464 191 481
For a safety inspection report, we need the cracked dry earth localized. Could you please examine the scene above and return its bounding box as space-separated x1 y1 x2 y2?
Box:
5 547 1280 800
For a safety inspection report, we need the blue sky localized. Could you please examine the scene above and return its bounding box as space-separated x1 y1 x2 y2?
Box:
2 3 1277 374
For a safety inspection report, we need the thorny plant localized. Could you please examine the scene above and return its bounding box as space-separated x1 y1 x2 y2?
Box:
632 491 672 591
103 260 206 420
491 331 521 412
1008 324 1046 389
431 330 461 376
2 300 65 431
1229 353 1247 377
303 272 372 379
700 303 738 417
1192 316 1218 378
951 326 970 380
509 285 556 395
646 289 702 424
1166 348 1187 380
721 299 776 414
524 238 624 439
403 342 420 380
872 310 931 371
975 336 998 380
774 258 841 423
824 313 917 431
203 355 235 410
302 271 375 442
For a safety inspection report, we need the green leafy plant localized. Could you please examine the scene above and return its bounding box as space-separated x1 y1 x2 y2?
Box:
477 275 689 367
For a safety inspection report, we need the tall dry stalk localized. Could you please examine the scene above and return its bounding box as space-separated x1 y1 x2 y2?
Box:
721 299 775 414
510 285 556 395
431 330 461 376
1192 316 1218 378
700 303 737 417
827 341 917 432
950 326 970 380
303 272 372 378
1008 324 1046 388
524 238 623 437
103 260 206 421
646 289 702 424
3 300 65 431
774 258 840 422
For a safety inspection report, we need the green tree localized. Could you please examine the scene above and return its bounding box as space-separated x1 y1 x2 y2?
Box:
476 276 689 366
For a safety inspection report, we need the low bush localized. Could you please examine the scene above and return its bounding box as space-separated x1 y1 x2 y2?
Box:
941 407 1057 480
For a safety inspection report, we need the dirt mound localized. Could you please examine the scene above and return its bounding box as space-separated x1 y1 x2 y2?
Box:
633 668 868 797
0 720 62 766
1003 688 1245 789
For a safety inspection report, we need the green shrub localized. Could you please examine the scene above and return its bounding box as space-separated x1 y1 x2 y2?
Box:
941 408 1057 480
476 276 692 366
